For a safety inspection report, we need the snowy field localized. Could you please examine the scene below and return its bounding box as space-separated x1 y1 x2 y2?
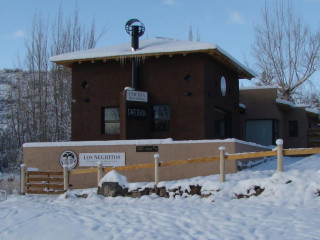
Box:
1 154 320 240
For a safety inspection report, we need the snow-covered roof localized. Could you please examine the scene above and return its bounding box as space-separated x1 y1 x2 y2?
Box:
305 108 320 116
276 98 296 108
240 85 278 91
50 38 255 79
276 98 320 118
23 138 271 149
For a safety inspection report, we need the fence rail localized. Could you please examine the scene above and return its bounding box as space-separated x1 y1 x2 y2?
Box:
70 148 320 176
68 147 320 177
20 140 320 195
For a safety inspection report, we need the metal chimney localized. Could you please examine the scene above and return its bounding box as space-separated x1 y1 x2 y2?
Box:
131 25 139 51
125 19 145 51
125 19 145 89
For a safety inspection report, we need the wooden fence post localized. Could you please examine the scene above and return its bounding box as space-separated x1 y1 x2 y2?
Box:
219 147 226 182
97 161 103 186
63 165 69 191
154 154 160 191
276 139 284 172
20 164 26 195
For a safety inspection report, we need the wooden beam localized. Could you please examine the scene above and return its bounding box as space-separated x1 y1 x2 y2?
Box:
27 177 63 182
27 171 63 176
70 168 97 175
103 163 155 173
26 190 66 195
27 183 64 189
283 148 320 156
226 151 277 160
160 156 220 167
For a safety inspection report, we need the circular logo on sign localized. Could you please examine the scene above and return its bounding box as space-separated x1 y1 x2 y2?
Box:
59 150 78 170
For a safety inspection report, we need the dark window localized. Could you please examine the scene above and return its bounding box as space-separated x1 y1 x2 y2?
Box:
213 107 231 138
245 119 278 146
81 81 89 89
184 74 191 83
152 105 170 132
214 120 225 137
102 107 120 134
289 121 298 137
273 120 279 140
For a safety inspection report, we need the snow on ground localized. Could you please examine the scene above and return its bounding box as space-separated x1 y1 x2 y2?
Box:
1 155 320 240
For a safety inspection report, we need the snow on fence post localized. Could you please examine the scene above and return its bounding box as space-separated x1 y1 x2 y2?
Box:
276 139 284 172
20 164 26 195
63 165 69 191
219 147 226 182
154 154 160 191
97 161 103 185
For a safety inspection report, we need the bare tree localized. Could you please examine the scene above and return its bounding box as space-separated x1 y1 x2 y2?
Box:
49 7 105 141
4 6 105 172
24 13 50 142
196 26 200 42
252 2 320 101
295 85 320 110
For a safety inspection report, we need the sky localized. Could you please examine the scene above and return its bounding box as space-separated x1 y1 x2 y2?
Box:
1 0 320 84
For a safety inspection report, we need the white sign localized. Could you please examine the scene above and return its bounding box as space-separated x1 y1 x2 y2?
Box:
79 153 125 167
126 91 148 102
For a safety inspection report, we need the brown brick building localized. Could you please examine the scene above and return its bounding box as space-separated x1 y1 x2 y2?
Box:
239 86 320 148
51 38 319 147
51 38 255 142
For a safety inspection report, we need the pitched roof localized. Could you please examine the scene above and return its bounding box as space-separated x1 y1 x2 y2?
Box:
50 37 255 79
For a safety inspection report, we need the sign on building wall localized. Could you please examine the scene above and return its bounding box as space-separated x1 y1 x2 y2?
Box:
126 91 148 102
136 145 158 152
59 150 78 170
79 153 125 167
127 107 147 119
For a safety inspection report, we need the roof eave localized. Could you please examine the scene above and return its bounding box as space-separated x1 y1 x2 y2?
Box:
51 48 255 80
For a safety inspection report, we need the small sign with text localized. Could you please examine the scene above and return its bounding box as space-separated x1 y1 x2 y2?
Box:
126 91 148 102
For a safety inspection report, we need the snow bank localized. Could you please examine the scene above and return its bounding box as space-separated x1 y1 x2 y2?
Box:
97 154 320 204
1 154 320 240
239 103 246 109
98 170 129 188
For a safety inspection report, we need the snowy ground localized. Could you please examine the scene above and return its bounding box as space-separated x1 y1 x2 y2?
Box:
1 155 320 240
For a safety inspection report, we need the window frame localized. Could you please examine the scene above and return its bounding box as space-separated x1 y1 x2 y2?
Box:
102 107 120 135
245 119 278 146
152 105 170 132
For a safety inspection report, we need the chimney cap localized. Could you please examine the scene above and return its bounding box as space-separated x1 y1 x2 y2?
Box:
125 19 145 37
